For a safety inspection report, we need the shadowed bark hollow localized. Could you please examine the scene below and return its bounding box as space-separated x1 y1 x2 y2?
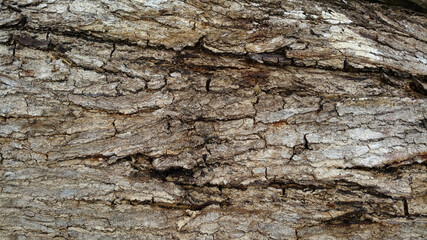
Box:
0 0 426 239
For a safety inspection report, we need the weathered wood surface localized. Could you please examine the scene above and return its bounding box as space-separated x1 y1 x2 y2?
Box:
0 0 426 239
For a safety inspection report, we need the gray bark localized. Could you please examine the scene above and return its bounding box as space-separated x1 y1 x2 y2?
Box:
0 0 426 239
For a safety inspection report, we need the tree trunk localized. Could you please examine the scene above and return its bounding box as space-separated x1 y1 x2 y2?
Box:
1 0 426 239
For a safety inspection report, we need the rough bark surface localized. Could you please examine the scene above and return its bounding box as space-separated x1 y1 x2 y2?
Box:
1 0 427 239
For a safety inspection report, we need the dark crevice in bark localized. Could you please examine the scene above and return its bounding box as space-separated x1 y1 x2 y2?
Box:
6 4 22 13
155 200 229 211
205 78 211 92
364 0 427 13
150 167 196 183
12 40 16 57
71 198 228 212
339 158 426 174
403 198 410 217
421 119 427 129
281 188 286 196
409 80 427 96
45 29 50 41
323 209 374 226
109 43 116 58
336 180 394 199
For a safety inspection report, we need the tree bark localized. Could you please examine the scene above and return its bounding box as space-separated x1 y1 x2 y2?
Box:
0 0 426 239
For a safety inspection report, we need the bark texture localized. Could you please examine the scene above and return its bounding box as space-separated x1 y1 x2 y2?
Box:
1 0 427 239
